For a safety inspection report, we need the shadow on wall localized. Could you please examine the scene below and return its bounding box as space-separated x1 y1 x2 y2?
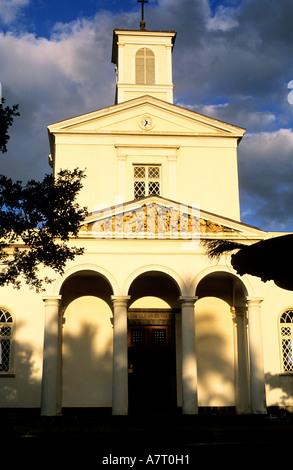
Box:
265 372 293 409
62 296 113 408
0 317 43 407
195 307 236 407
1 317 293 413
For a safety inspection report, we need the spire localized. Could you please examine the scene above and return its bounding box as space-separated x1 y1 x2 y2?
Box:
137 0 148 30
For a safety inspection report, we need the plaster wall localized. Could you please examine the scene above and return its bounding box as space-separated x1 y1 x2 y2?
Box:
53 134 240 219
1 238 293 410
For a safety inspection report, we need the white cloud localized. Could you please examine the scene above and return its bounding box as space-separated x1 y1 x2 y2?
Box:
207 5 239 31
0 0 30 24
241 129 293 160
0 14 118 181
238 129 293 230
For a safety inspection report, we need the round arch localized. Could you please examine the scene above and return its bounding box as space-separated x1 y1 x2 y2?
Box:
134 45 156 56
0 305 15 322
50 263 120 297
123 264 187 298
125 265 181 414
278 306 293 322
192 265 257 299
60 266 115 409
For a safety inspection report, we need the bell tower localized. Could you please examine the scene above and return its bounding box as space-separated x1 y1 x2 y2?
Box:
111 16 176 104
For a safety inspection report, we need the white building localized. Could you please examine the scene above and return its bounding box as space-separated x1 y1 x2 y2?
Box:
1 23 293 417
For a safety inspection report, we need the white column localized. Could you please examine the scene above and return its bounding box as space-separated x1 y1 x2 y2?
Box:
111 295 130 415
179 296 199 414
232 307 250 414
41 296 62 416
246 297 267 414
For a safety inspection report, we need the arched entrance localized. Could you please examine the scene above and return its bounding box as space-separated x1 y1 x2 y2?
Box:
195 271 249 412
60 270 114 409
127 271 181 415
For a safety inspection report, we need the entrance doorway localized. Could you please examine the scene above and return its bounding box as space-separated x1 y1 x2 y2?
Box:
128 323 177 415
127 271 181 415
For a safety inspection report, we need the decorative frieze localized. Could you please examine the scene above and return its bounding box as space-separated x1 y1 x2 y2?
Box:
80 201 236 239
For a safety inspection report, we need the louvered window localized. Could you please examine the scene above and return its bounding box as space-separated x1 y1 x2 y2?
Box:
133 165 161 199
0 308 14 374
135 48 155 85
280 309 293 372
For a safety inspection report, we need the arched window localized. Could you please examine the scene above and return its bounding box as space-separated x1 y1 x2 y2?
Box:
279 308 293 372
135 48 155 85
0 307 14 374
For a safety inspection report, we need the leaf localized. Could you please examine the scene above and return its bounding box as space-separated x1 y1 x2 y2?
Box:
0 169 88 291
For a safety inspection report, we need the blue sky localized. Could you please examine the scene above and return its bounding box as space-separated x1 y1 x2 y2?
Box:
1 0 293 232
1 0 141 36
12 1 138 36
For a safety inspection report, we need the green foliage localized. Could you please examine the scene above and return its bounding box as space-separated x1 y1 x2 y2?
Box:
0 98 20 153
0 169 88 291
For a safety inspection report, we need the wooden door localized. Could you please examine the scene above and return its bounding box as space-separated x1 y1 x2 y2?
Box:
128 325 176 414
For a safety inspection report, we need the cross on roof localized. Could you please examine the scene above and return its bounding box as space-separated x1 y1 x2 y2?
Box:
137 0 148 30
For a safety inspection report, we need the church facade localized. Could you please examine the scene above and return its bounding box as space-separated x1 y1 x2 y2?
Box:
1 24 293 417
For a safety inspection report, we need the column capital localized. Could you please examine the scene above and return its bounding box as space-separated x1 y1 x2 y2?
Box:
111 295 131 306
231 306 247 317
42 295 62 305
179 296 198 305
167 154 177 162
245 297 264 306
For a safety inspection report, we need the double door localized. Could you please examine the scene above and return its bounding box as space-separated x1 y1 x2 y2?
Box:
128 325 176 414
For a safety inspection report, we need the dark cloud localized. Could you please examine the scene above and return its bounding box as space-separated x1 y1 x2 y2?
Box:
1 0 293 231
238 129 293 230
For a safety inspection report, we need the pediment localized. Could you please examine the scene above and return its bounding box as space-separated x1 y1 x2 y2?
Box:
48 96 246 139
77 196 263 240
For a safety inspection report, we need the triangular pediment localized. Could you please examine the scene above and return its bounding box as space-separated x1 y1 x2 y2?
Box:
77 196 264 240
48 95 246 139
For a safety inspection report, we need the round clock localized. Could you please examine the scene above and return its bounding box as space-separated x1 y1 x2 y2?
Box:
140 116 153 129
